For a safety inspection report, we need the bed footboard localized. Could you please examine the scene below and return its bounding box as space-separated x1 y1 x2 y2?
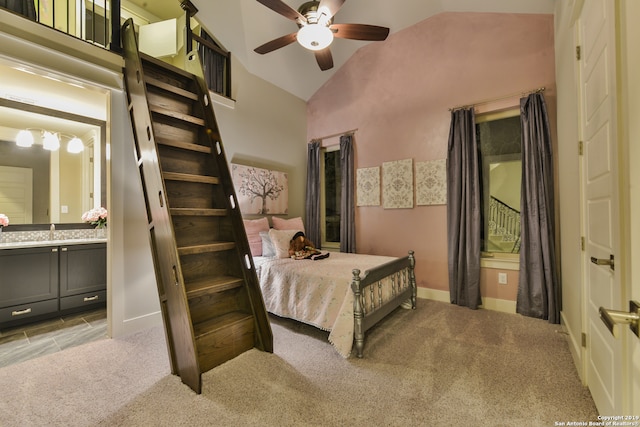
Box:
351 250 416 358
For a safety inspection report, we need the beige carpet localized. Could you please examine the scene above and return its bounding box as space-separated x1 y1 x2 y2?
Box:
0 300 598 426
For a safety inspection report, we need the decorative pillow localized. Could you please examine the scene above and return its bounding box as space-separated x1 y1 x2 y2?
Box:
268 228 297 259
243 217 269 257
260 231 276 258
272 216 305 232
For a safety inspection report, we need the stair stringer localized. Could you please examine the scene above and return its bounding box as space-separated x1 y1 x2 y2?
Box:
183 50 273 353
122 20 202 392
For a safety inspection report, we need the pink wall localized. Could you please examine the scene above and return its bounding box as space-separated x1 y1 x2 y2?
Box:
306 12 556 294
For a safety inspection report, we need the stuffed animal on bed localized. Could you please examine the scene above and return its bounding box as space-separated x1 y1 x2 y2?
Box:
288 231 330 260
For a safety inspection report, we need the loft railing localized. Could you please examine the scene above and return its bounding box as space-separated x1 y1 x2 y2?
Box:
182 1 232 99
488 196 521 253
0 0 121 51
0 0 231 98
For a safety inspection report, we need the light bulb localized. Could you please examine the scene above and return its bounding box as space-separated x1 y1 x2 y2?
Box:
297 24 333 51
16 130 34 148
42 131 60 151
67 137 84 153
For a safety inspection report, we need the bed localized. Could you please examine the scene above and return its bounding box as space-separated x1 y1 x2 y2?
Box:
254 250 416 358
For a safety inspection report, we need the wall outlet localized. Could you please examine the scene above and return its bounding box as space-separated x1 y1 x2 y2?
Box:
498 272 508 285
61 205 68 213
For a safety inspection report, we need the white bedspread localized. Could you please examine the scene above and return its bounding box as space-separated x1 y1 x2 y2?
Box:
256 252 396 357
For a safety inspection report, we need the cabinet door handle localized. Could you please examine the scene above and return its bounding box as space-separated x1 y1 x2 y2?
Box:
61 247 68 251
83 295 99 302
12 308 32 316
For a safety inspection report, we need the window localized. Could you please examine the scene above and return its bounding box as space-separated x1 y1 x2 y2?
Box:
476 109 522 254
321 146 341 248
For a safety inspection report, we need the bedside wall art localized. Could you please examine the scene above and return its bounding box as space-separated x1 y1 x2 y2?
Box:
382 158 413 209
356 166 380 206
231 164 288 214
415 159 447 206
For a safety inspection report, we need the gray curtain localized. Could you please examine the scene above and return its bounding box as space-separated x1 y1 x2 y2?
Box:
340 134 356 253
198 30 225 95
305 141 321 248
517 93 560 324
446 108 482 309
0 0 36 20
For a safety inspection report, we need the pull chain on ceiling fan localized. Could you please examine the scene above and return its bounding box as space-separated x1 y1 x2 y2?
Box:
254 0 390 71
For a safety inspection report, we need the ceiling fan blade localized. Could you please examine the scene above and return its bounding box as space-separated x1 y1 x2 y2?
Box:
254 33 298 54
314 48 334 71
331 23 390 41
317 0 345 20
256 0 306 22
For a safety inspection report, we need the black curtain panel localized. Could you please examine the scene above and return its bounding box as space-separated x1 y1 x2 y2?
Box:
198 30 225 94
446 108 482 309
517 93 560 324
305 140 321 248
0 0 36 20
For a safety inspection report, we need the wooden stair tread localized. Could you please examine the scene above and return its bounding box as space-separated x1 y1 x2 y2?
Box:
178 242 236 256
146 76 198 101
193 311 253 339
163 172 220 184
149 104 205 126
156 135 212 154
186 276 244 298
140 52 193 79
170 208 227 216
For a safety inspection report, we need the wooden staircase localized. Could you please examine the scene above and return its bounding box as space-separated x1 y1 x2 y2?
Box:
121 19 272 394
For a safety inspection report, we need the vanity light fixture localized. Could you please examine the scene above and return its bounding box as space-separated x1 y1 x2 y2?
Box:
15 129 84 153
15 129 34 147
42 131 60 151
66 136 85 153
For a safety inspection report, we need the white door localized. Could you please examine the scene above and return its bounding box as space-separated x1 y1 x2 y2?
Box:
0 165 33 224
579 0 623 415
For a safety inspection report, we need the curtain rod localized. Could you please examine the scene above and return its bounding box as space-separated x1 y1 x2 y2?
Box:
448 87 545 112
309 128 358 142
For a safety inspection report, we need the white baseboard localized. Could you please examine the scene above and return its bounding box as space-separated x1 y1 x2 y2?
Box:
561 310 585 384
417 287 449 302
480 297 516 314
111 311 163 338
416 287 516 314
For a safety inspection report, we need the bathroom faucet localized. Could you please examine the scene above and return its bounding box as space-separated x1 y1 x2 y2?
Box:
50 223 55 240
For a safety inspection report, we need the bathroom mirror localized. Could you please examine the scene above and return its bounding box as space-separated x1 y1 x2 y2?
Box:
0 102 105 226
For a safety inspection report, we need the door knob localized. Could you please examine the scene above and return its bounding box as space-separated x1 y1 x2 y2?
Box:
599 300 640 338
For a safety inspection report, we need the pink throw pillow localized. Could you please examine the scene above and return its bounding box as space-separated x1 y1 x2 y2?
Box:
243 217 269 256
272 216 305 232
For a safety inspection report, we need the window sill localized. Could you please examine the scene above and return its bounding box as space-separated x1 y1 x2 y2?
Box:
210 91 235 109
480 253 519 271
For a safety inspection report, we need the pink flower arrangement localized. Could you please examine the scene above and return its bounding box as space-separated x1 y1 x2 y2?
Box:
0 213 8 227
82 207 107 228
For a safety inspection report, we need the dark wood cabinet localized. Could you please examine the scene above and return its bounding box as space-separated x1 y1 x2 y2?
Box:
0 242 106 328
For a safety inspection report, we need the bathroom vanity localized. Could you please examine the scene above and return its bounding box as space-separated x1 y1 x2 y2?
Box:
0 239 106 328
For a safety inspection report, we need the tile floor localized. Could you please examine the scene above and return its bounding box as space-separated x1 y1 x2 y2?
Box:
0 308 107 368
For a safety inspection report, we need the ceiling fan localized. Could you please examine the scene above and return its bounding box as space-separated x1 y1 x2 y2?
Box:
254 0 390 71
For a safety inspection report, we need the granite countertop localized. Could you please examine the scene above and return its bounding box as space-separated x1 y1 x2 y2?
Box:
0 238 107 250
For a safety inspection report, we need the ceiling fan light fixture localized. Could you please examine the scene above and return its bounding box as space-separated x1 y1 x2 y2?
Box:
297 24 333 51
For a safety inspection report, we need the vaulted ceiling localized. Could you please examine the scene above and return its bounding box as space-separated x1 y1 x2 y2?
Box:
135 1 553 101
